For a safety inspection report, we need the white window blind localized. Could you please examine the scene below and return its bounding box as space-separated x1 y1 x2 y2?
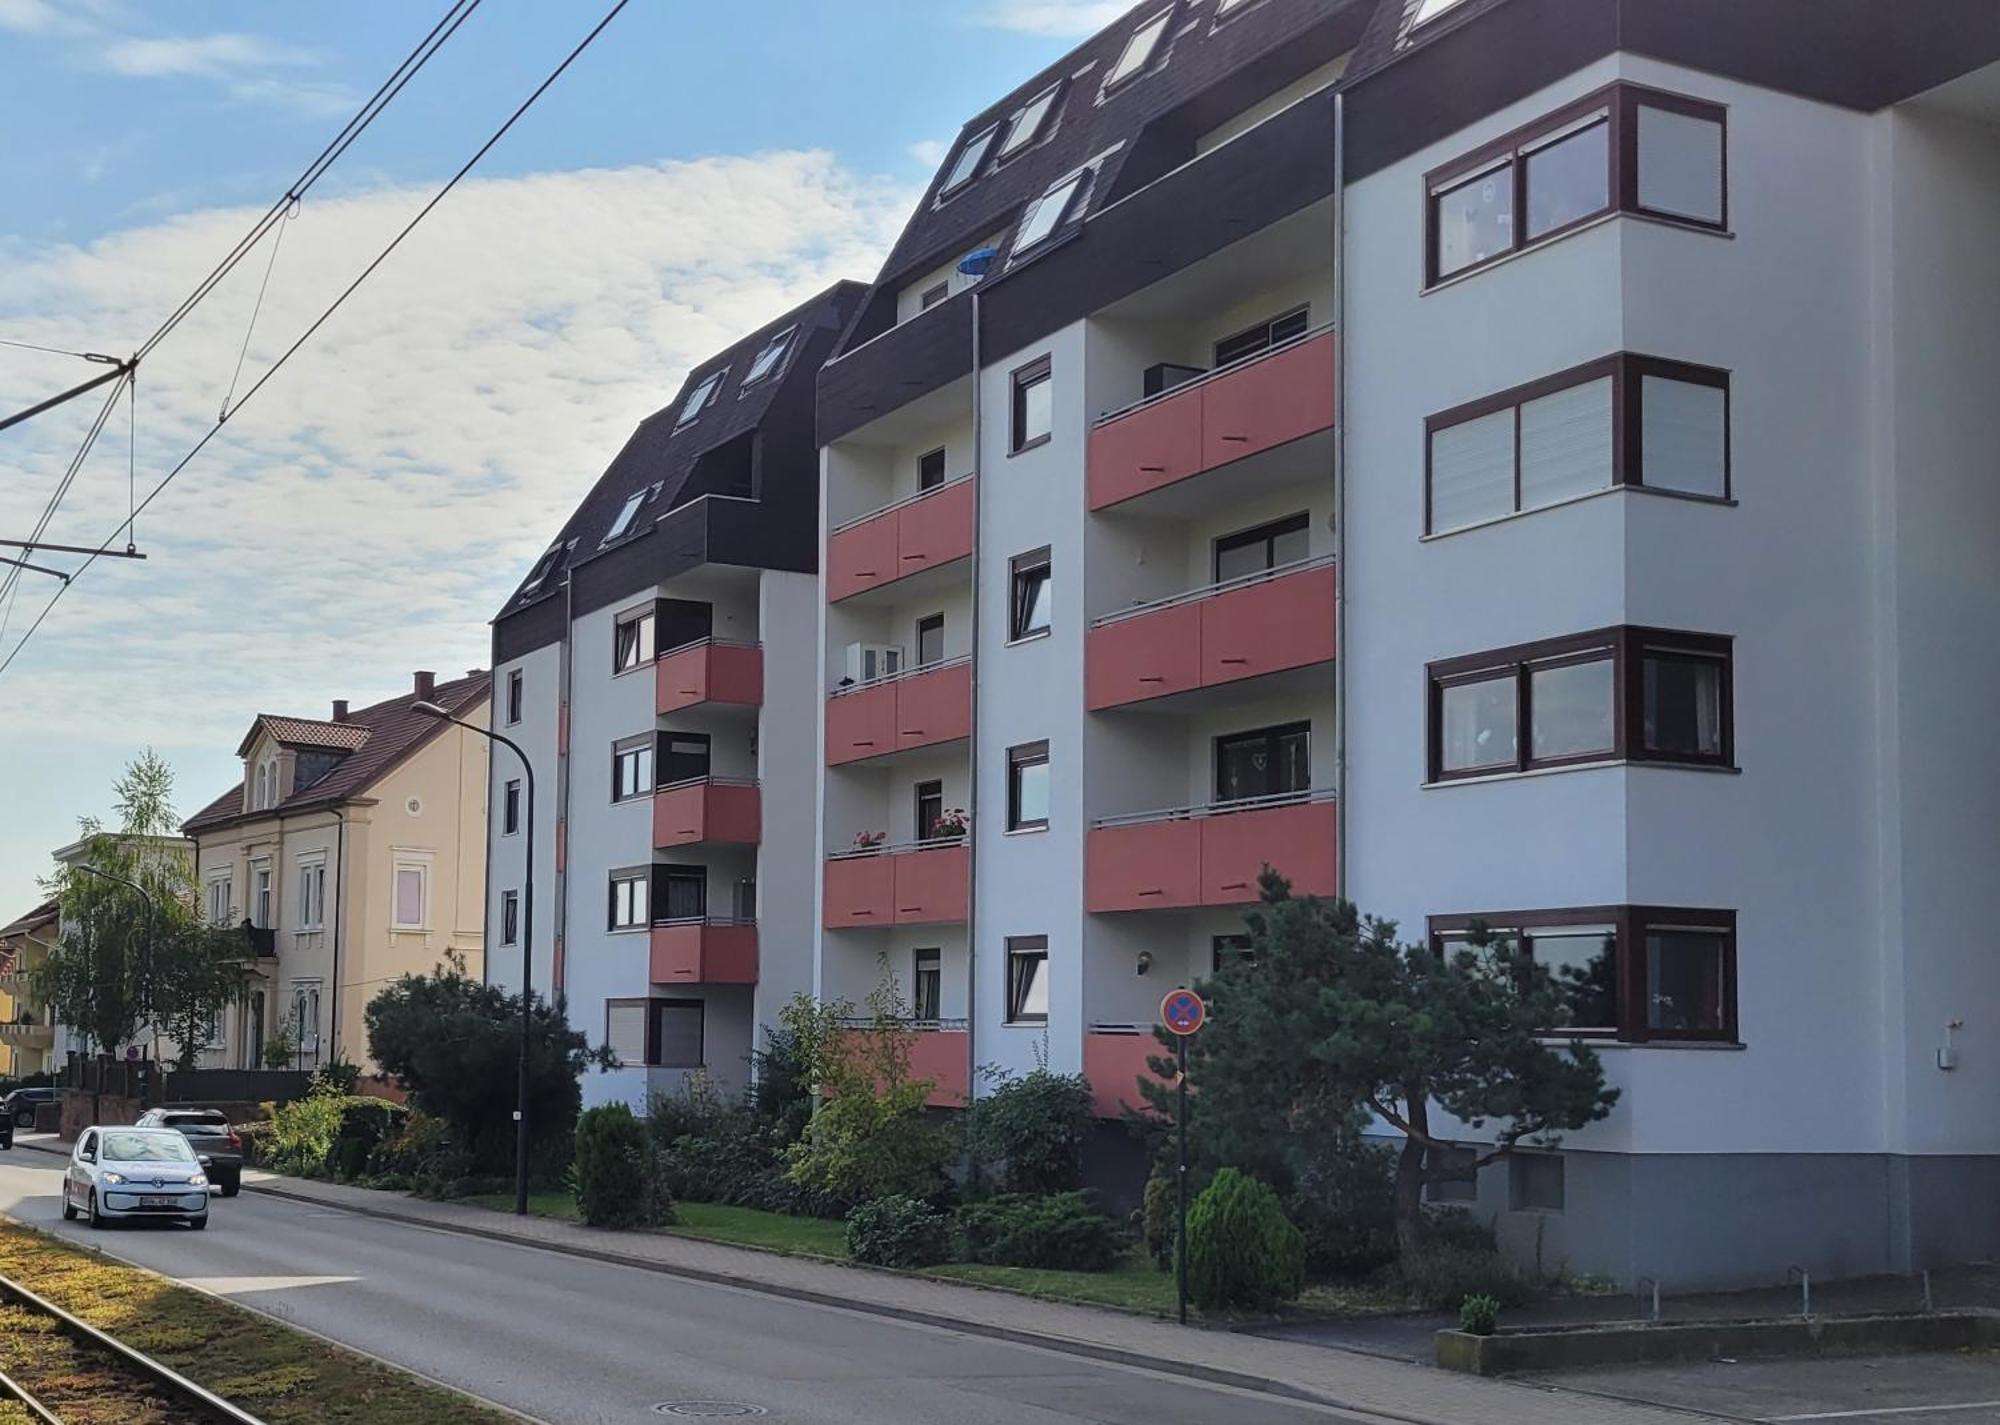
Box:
394 866 425 927
606 1003 648 1067
1641 377 1727 497
1637 105 1723 225
1519 376 1612 509
656 1002 704 1068
1430 408 1515 531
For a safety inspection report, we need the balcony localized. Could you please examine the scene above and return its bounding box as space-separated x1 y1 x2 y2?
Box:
1087 556 1336 710
1086 789 1337 912
823 838 969 929
656 639 763 717
0 1019 53 1050
835 1021 970 1109
825 657 971 766
1085 1026 1169 1119
1088 328 1335 512
827 476 975 604
652 777 760 850
649 918 758 986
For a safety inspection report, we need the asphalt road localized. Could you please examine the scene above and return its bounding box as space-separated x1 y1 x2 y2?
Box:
0 1150 1377 1425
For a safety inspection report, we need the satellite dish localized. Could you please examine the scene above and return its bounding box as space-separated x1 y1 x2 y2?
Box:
957 247 999 279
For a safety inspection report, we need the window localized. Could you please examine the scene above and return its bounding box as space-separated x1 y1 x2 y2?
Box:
1213 513 1309 583
253 864 273 929
939 124 999 196
505 669 523 725
1425 354 1730 534
1012 170 1086 255
1215 0 1256 17
503 779 522 834
501 890 519 947
659 732 710 785
1509 1153 1565 1213
1106 9 1171 89
656 1000 704 1068
1211 934 1254 974
290 980 322 1054
254 764 268 810
742 326 796 388
1429 906 1736 1043
1215 722 1310 803
1214 306 1309 369
918 447 947 491
916 614 945 667
1009 547 1052 639
606 1000 648 1066
914 949 942 1021
614 606 655 673
1010 358 1052 452
297 861 326 930
997 82 1061 160
609 870 649 931
519 544 567 598
1425 1145 1479 1204
676 370 723 426
1006 937 1049 1023
1426 627 1732 781
656 865 708 922
920 283 949 311
393 863 426 929
612 740 653 802
1425 84 1726 286
1411 0 1470 24
207 877 231 927
915 780 945 841
1008 742 1050 831
603 488 648 545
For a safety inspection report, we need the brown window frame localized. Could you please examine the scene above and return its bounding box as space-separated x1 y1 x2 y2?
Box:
1425 82 1728 288
607 997 705 1068
914 778 944 841
1005 935 1050 1024
1426 625 1734 782
1427 905 1738 1044
1009 547 1052 641
1424 354 1731 534
919 284 950 312
1010 356 1053 454
612 605 655 674
917 446 948 490
1007 741 1050 832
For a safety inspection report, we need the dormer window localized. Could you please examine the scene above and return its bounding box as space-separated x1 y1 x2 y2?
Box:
676 370 724 427
997 83 1061 161
602 489 648 546
741 326 797 389
1105 9 1171 90
519 542 568 598
939 124 999 198
1012 170 1089 256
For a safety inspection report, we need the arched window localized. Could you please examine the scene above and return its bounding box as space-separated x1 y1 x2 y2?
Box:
254 764 267 809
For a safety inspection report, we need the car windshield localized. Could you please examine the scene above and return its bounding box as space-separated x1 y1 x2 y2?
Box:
99 1132 195 1163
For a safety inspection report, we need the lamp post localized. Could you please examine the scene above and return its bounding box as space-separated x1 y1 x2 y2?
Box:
74 863 156 1110
414 699 533 1215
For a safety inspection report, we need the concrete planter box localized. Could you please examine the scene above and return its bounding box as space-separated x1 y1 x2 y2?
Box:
1436 1310 2000 1376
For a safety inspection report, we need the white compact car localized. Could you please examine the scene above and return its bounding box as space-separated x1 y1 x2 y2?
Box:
62 1126 210 1229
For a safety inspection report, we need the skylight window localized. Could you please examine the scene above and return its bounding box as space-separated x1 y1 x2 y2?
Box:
676 370 723 426
519 542 568 597
741 326 797 388
1012 171 1088 256
997 83 1061 161
939 125 999 197
1412 0 1470 26
602 489 648 545
1106 9 1171 89
1215 0 1255 15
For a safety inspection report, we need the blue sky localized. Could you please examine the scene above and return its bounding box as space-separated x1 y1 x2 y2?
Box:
0 0 1122 912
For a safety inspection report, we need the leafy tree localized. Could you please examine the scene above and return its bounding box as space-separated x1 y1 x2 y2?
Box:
365 965 611 1174
1142 873 1618 1259
152 920 258 1072
964 1067 1095 1195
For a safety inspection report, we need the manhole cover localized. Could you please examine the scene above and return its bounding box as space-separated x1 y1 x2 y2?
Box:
652 1406 766 1419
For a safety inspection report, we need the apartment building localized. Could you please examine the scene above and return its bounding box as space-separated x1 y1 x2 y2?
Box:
808 0 2000 1288
0 901 59 1077
486 283 866 1108
182 671 490 1069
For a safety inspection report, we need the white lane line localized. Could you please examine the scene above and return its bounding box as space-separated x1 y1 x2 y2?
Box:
1768 1401 2000 1421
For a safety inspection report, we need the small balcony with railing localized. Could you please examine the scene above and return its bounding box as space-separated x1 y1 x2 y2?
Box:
652 776 760 850
833 1017 971 1109
823 834 970 930
655 638 763 717
825 656 972 767
1086 788 1337 913
649 917 758 986
827 476 975 605
1084 1023 1170 1119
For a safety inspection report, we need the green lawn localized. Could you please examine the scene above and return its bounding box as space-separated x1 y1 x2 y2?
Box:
929 1255 1179 1313
462 1193 847 1259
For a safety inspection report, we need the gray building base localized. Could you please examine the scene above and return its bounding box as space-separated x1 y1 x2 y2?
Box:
1396 1142 2000 1291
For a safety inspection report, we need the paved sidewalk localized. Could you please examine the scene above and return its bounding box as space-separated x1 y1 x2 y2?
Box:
227 1166 1727 1425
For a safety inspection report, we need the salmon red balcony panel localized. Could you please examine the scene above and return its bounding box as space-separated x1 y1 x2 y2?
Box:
1084 1028 1168 1118
1088 559 1335 710
825 660 970 766
823 852 894 928
650 920 758 986
1087 792 1336 912
652 779 760 849
822 841 969 930
892 843 970 924
655 640 763 716
825 681 896 765
839 1026 969 1108
828 478 975 603
1199 798 1337 902
1087 329 1335 510
1083 816 1200 912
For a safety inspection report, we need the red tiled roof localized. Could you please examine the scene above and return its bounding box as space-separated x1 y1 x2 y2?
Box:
234 715 374 758
0 899 56 942
185 672 489 834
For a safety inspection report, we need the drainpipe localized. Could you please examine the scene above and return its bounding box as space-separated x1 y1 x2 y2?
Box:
557 575 576 1000
964 288 984 1107
331 807 346 1063
1331 90 1350 899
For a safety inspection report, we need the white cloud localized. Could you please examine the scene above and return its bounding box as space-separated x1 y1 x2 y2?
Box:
977 1 1130 37
0 0 58 33
0 151 911 766
907 138 948 169
99 32 315 77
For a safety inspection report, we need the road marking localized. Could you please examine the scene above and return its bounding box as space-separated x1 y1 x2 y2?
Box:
1768 1402 2000 1421
182 1275 361 1294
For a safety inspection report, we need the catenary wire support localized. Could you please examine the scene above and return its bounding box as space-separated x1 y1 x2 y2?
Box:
220 197 299 423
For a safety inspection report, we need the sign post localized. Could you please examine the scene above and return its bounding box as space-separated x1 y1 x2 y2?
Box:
1160 987 1206 1326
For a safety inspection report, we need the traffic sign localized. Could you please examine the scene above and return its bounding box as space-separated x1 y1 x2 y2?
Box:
1160 988 1205 1036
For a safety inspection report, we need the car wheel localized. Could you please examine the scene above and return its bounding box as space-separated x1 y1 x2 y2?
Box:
86 1190 103 1230
60 1189 76 1222
13 1109 32 1128
219 1180 240 1199
187 1215 208 1231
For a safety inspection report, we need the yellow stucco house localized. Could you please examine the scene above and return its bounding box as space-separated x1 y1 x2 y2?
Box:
0 901 59 1079
181 670 489 1070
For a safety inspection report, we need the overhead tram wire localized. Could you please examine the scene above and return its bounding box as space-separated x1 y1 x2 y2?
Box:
0 0 637 685
0 369 132 638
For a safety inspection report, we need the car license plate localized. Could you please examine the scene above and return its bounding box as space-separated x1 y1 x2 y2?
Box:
140 1195 173 1207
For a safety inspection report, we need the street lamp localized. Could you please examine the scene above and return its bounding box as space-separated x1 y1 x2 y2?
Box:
414 698 534 1216
74 862 156 1111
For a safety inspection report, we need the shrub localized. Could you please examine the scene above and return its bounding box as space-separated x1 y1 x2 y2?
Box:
845 1196 952 1268
312 1052 361 1095
1460 1293 1501 1336
1181 1168 1306 1312
1285 1139 1399 1281
329 1097 407 1181
235 1120 273 1167
957 1193 1125 1272
1421 1205 1498 1253
786 1075 954 1204
263 1081 347 1176
1392 1244 1531 1310
1141 1173 1176 1268
964 1070 1095 1196
365 1109 454 1183
573 1103 672 1229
